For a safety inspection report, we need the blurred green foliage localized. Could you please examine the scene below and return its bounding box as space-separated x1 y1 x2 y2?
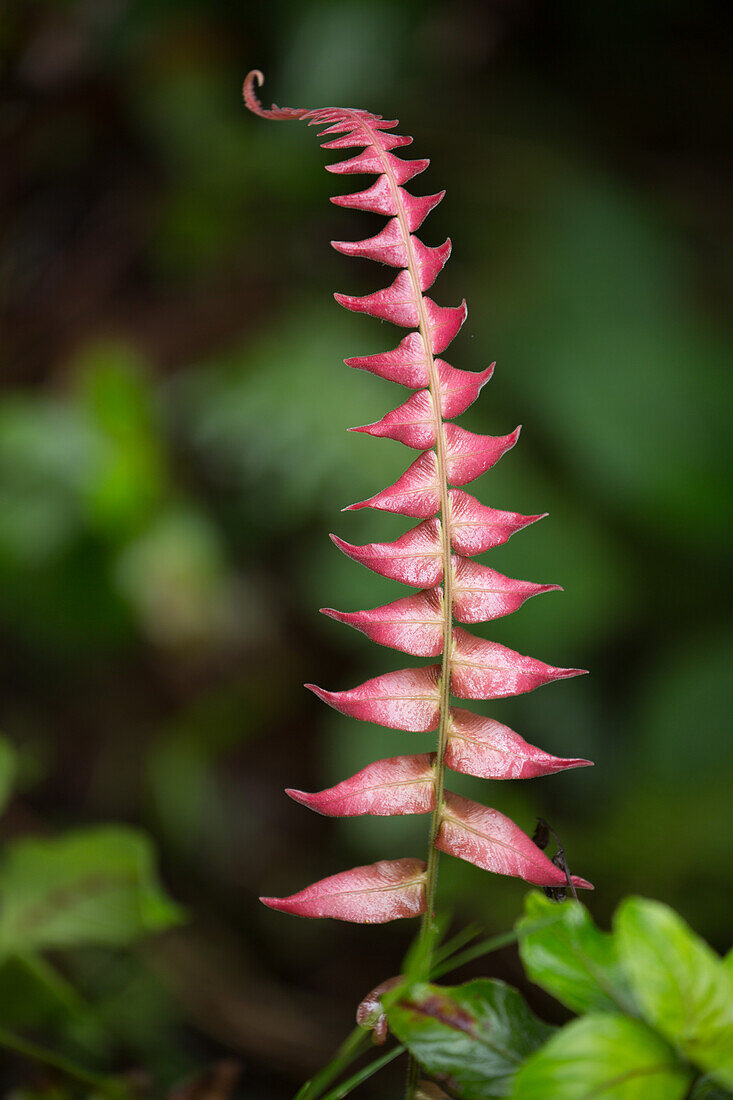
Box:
0 0 730 1096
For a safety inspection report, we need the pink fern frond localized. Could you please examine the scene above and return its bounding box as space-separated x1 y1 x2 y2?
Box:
244 71 592 925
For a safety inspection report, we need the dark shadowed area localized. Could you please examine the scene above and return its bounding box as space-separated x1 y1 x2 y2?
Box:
0 1 731 1096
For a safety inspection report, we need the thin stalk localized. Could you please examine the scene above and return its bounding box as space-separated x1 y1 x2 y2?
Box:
294 1027 371 1100
351 114 455 1099
319 1045 405 1100
405 1053 420 1097
432 922 482 968
430 915 563 979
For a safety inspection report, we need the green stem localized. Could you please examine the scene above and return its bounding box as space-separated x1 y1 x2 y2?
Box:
405 1052 420 1098
0 1025 126 1097
430 915 562 979
349 113 456 1100
320 1045 405 1100
295 1027 371 1100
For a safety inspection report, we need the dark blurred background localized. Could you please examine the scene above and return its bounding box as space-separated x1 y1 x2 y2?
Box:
1 0 731 1096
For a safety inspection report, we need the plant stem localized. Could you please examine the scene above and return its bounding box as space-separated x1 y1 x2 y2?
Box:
351 113 455 1100
294 1026 371 1100
405 1052 421 1098
430 915 563 979
319 1045 405 1100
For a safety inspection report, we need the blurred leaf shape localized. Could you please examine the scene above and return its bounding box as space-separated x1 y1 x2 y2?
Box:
73 340 167 538
388 978 553 1099
0 397 97 567
0 735 18 817
512 1013 693 1100
614 897 733 1088
0 953 88 1032
113 508 234 649
0 826 182 955
518 891 637 1016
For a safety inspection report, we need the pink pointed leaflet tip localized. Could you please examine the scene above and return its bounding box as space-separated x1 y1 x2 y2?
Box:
284 788 312 807
304 683 326 700
572 876 594 891
259 896 289 913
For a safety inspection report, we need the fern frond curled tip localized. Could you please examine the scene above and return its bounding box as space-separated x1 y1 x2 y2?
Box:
244 71 592 925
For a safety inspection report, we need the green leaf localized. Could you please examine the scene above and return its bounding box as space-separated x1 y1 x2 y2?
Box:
518 891 636 1015
615 898 733 1087
0 826 183 955
512 1014 693 1100
388 979 553 1099
0 954 87 1030
0 735 18 816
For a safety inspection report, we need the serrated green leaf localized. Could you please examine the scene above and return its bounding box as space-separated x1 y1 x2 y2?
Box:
512 1014 693 1100
615 898 733 1087
388 979 553 1099
0 826 183 955
518 891 636 1015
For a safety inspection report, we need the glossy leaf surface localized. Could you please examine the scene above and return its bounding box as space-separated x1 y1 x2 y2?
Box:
615 897 733 1086
388 978 553 1099
512 1014 693 1100
517 891 636 1015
